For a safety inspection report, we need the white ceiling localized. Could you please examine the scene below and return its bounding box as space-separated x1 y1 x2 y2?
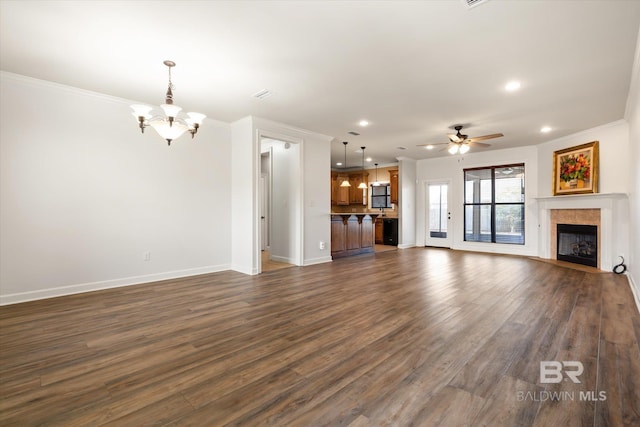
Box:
1 1 639 167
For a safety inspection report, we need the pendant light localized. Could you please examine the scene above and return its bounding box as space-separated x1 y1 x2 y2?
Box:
340 141 351 187
373 163 380 186
358 146 367 189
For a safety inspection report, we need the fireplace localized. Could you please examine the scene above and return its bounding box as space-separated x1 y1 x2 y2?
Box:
537 193 627 272
557 224 598 267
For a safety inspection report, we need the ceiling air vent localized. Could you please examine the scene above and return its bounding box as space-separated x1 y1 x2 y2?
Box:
252 89 273 100
462 0 489 9
348 131 360 136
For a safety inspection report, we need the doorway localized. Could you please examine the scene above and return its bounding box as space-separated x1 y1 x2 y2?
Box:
425 181 452 248
259 137 301 272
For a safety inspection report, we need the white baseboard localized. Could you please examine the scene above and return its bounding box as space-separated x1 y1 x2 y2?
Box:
231 264 258 276
398 243 416 249
270 255 296 264
304 256 333 266
627 273 640 314
0 264 231 306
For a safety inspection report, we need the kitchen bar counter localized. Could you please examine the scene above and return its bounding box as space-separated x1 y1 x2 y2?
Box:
331 213 379 258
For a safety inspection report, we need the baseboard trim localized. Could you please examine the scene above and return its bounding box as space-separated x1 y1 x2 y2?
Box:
398 243 416 249
627 273 640 314
304 256 333 266
270 255 296 264
0 264 231 306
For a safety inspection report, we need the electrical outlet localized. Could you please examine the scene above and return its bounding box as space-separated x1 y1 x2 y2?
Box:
319 241 326 250
143 251 151 261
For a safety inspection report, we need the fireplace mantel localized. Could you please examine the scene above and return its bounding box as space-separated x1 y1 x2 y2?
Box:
534 193 628 203
535 193 628 271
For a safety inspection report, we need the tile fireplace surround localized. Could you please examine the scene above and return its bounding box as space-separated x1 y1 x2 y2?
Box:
536 193 628 271
550 209 601 269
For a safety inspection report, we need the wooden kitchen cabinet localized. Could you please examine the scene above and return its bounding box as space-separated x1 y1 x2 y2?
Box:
331 214 377 258
331 171 367 206
349 175 362 204
389 169 399 205
331 173 338 205
335 173 350 205
375 217 384 244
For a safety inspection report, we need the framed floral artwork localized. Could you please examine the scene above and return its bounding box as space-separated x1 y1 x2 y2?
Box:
553 141 599 195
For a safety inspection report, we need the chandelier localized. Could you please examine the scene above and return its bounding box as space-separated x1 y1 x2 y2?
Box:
131 60 206 146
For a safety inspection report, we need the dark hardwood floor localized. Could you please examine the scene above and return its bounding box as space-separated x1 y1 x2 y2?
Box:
1 248 639 426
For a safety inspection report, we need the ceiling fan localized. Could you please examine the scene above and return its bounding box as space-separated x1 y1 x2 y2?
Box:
418 125 504 154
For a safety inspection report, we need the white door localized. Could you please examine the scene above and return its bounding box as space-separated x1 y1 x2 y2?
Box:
425 181 452 248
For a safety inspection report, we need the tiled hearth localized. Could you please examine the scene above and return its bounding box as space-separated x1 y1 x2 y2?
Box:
550 208 601 269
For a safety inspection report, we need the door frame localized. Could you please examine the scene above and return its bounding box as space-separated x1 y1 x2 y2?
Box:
258 131 304 273
425 179 452 248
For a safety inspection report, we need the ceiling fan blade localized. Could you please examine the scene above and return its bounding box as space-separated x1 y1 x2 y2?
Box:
447 133 462 143
466 133 503 143
468 141 491 148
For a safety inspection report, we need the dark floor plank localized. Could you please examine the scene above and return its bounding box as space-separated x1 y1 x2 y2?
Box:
1 248 639 426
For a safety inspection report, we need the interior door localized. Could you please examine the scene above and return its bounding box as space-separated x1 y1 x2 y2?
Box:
425 181 452 248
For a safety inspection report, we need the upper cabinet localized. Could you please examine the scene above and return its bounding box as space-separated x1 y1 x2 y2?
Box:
349 173 368 205
389 169 399 205
331 171 368 206
332 172 351 205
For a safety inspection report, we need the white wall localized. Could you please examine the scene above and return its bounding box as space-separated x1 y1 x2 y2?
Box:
231 117 333 274
625 27 640 310
398 158 416 248
536 121 630 270
301 132 332 265
536 120 630 197
416 146 539 257
230 117 258 274
254 118 333 267
0 72 232 304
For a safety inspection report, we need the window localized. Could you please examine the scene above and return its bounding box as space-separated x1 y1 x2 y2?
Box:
371 184 392 208
464 164 525 244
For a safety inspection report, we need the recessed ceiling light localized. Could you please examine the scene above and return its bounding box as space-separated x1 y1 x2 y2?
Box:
359 120 369 127
336 162 342 166
540 126 552 133
505 81 521 92
366 157 372 162
425 145 434 150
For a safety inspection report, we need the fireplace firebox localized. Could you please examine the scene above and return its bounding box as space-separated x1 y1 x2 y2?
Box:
556 224 597 267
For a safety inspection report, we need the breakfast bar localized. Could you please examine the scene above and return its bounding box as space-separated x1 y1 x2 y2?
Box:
330 213 379 259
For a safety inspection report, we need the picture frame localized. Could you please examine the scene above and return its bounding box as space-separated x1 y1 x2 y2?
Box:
552 141 599 195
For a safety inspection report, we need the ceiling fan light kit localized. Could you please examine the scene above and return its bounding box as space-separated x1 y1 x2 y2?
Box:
418 124 503 155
